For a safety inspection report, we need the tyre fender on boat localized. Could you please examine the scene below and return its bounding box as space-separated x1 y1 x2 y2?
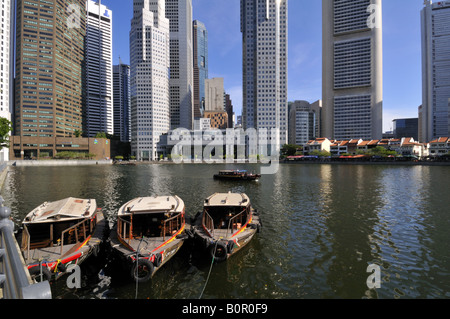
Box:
131 258 154 283
152 253 162 268
28 265 52 282
208 241 228 263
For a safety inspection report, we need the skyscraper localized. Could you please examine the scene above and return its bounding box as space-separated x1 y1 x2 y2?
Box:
0 0 14 161
165 0 194 130
13 0 86 155
240 0 289 147
193 20 208 119
113 60 131 142
421 0 450 142
130 0 170 161
85 0 113 137
322 0 383 141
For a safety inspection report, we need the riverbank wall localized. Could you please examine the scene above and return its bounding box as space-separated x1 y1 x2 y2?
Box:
7 160 113 167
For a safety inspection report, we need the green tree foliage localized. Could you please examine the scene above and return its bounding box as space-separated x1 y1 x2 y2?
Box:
0 117 13 151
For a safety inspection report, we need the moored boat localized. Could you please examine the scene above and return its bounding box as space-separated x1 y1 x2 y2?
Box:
213 170 261 181
20 197 108 282
191 192 261 263
109 195 190 283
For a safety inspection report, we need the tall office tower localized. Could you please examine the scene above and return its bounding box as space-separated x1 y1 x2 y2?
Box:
240 0 289 147
14 0 86 139
0 0 14 161
288 100 322 146
322 0 383 141
193 20 208 119
113 61 131 142
130 0 170 161
204 78 225 112
225 93 234 128
165 0 194 130
85 0 113 137
421 0 450 142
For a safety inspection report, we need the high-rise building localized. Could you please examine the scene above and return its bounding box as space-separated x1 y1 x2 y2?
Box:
240 0 289 147
0 0 14 161
288 100 322 146
113 60 131 142
130 0 170 161
85 0 113 137
393 118 419 140
225 93 234 128
13 0 86 157
322 0 383 141
165 0 194 130
421 0 450 142
193 20 208 119
204 78 224 112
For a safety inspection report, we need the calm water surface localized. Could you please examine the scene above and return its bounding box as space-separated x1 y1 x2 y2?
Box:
2 163 450 299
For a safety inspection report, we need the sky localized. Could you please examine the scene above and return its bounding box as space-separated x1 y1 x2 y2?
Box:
106 0 425 133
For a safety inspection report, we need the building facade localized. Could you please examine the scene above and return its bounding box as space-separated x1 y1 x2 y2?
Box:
193 20 208 119
165 0 194 130
84 0 114 137
0 0 14 161
393 118 419 140
288 100 322 146
204 77 224 112
130 0 170 161
421 0 450 142
13 0 87 159
113 61 131 142
322 0 383 141
240 0 289 147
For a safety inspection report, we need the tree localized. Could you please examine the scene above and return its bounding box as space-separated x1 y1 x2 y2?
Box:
0 117 13 151
281 144 302 156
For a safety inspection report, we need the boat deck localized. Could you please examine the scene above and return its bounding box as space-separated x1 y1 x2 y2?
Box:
23 212 107 264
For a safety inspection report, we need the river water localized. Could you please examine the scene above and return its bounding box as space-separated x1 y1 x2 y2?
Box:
2 163 450 299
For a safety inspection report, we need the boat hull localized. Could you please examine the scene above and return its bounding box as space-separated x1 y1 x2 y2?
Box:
191 211 261 262
108 223 190 282
24 211 108 282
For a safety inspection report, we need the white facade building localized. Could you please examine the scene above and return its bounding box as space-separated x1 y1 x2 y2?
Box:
241 0 289 148
85 0 114 137
0 0 14 161
130 0 170 161
165 0 194 130
205 78 225 112
322 0 383 141
421 0 450 142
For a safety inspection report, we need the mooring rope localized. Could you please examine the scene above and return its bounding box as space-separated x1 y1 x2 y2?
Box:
198 240 218 299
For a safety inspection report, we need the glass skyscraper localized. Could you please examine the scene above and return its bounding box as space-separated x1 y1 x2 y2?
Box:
193 20 208 119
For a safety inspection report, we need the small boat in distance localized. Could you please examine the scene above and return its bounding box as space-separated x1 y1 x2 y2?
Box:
213 170 261 181
109 196 190 283
192 192 261 263
20 197 108 282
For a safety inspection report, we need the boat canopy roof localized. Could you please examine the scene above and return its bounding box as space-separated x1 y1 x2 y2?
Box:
23 198 97 224
204 192 250 207
118 196 185 216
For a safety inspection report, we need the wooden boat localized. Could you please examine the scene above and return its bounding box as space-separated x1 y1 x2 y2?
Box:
20 197 108 282
213 170 261 181
109 196 190 283
191 192 262 263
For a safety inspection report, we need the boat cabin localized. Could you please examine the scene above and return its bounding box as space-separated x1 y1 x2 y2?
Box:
202 193 251 238
116 196 185 244
21 198 99 259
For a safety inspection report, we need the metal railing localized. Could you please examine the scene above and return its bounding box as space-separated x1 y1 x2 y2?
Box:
0 197 52 299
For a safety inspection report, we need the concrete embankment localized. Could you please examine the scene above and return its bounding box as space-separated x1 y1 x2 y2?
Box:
8 160 113 167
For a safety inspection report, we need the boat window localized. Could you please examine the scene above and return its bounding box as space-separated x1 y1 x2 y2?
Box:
131 212 183 239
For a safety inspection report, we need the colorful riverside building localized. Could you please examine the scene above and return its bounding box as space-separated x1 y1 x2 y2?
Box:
10 0 110 160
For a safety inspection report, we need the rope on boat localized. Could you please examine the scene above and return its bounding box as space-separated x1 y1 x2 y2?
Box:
198 240 218 299
135 237 147 299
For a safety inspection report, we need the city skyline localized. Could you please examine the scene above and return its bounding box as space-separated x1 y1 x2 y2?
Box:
107 0 425 134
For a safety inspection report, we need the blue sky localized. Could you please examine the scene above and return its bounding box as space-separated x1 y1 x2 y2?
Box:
107 0 425 133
